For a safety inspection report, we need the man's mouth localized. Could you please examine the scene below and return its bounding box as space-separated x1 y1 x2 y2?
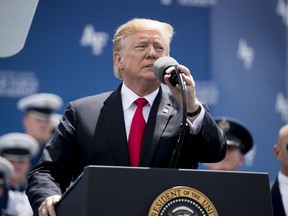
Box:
144 64 154 68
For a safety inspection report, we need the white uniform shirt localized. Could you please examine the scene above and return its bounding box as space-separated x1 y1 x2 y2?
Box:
279 171 288 215
6 190 33 216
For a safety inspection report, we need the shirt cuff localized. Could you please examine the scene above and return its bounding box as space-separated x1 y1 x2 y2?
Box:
187 104 205 134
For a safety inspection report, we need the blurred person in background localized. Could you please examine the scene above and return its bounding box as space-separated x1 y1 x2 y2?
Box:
271 124 288 216
203 117 253 171
0 156 14 215
17 93 63 166
0 132 39 216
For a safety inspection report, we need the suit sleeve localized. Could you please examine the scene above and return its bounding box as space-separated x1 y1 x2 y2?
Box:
26 101 79 214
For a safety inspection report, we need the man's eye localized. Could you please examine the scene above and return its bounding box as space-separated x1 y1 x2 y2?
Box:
155 45 164 51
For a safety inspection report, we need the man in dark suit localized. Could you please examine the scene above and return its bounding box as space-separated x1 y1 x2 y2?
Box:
271 124 288 216
26 18 227 216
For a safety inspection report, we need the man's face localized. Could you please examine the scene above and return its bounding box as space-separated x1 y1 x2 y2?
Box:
114 30 168 87
204 147 244 171
274 130 288 175
9 160 30 184
23 112 52 144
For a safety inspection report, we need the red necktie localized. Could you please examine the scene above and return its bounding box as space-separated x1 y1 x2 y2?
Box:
128 98 148 167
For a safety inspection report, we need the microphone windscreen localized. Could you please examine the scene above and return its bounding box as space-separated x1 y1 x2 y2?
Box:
153 56 179 84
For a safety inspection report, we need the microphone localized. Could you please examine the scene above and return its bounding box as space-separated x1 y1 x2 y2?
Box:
153 56 181 86
154 56 189 168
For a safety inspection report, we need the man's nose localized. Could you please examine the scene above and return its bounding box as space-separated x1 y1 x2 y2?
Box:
146 46 157 59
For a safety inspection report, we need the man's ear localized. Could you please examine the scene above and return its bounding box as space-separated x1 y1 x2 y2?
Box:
23 114 28 129
113 52 122 69
273 144 280 159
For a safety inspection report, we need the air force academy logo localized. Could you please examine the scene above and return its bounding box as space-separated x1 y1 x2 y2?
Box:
148 186 218 216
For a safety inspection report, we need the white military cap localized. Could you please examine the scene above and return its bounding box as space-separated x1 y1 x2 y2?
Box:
0 156 14 184
0 133 39 161
17 93 63 120
50 113 62 128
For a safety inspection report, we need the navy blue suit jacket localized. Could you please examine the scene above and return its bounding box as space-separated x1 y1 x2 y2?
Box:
271 177 286 216
26 84 226 213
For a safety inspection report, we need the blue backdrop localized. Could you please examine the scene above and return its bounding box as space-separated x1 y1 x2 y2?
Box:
0 0 287 182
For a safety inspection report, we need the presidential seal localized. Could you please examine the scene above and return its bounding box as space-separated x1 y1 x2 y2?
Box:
148 186 218 216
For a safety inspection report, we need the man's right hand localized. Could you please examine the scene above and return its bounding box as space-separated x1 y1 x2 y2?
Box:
38 195 61 216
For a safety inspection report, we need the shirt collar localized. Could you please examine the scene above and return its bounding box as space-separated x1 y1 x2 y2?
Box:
279 171 288 186
121 83 159 111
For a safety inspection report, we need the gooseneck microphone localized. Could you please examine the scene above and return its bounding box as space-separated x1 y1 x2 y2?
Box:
153 56 189 168
153 56 181 86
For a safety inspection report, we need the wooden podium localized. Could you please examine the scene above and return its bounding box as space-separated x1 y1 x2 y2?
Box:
56 165 273 216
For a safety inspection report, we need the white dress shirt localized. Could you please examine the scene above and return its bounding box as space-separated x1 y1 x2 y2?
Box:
278 171 288 215
121 83 204 139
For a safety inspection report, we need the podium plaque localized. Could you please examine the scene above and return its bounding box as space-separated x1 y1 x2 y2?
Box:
56 165 273 216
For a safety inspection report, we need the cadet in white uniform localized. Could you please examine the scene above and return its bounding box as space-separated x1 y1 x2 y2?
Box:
0 133 39 216
17 93 63 166
0 156 14 215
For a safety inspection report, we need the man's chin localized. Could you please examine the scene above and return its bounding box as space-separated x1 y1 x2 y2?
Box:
148 77 160 85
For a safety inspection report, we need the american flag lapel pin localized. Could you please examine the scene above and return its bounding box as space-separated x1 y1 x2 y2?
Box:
162 107 169 114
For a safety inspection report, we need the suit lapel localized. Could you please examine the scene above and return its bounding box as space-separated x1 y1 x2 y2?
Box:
271 177 286 215
101 85 130 165
140 87 175 166
101 85 175 167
